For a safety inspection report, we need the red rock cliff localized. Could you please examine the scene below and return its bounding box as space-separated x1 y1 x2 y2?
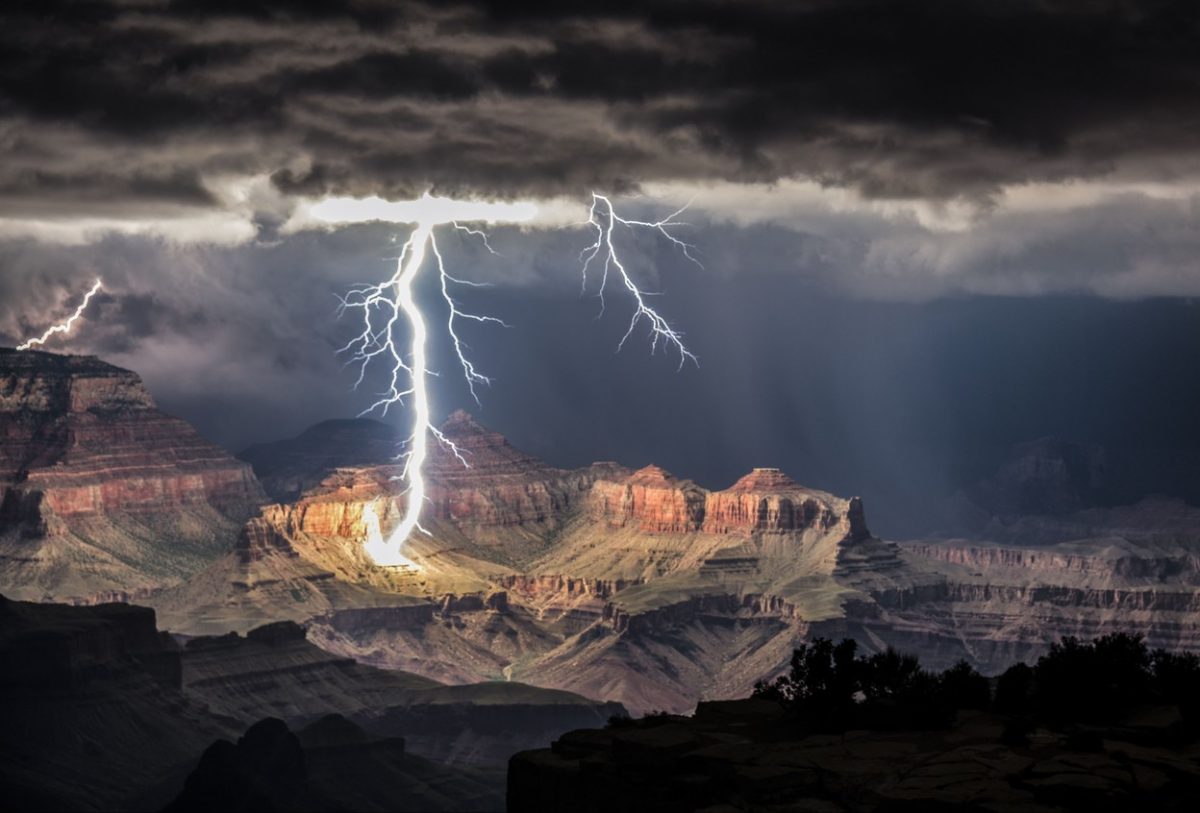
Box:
587 464 869 539
588 465 707 532
703 468 869 537
1 350 263 518
0 350 266 599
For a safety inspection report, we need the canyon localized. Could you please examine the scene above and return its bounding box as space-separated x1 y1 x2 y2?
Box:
4 349 1200 810
4 350 1200 721
157 410 1200 716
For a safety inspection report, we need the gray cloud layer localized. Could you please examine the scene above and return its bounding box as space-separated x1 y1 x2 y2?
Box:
4 0 1200 209
4 2 1200 295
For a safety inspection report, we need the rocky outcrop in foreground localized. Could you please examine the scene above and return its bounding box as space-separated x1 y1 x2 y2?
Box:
0 350 265 601
0 594 624 811
165 716 504 813
509 699 1200 812
0 594 228 811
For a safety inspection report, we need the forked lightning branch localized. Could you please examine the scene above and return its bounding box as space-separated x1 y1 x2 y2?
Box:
17 278 103 351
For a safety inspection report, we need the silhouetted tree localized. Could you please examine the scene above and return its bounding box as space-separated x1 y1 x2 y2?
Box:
755 632 1200 742
1150 648 1200 728
857 648 949 729
1034 633 1150 720
753 638 859 730
756 639 968 730
1150 649 1200 704
994 662 1034 716
938 660 991 710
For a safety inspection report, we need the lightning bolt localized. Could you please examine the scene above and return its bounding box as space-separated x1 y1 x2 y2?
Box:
17 278 103 351
580 193 700 370
338 220 503 566
335 194 699 567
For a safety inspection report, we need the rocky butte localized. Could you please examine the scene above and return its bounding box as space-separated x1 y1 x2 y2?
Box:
0 349 265 601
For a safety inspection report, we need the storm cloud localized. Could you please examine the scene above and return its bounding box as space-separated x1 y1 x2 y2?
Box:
2 2 1199 288
3 1 1200 206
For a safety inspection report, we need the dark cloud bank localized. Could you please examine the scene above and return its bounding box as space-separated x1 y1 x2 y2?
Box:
3 1 1200 536
3 0 1200 203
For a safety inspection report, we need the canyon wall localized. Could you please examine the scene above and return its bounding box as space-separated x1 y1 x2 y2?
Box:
586 464 870 539
0 350 265 601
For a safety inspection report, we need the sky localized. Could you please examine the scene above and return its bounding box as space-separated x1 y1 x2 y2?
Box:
3 1 1200 535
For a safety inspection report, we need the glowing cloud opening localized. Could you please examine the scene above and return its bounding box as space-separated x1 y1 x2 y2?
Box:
317 192 699 567
17 278 104 351
308 193 539 228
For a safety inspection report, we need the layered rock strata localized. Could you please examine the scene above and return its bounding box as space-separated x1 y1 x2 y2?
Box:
588 465 705 533
239 418 401 502
0 350 265 601
586 465 869 539
702 467 870 537
146 411 1200 718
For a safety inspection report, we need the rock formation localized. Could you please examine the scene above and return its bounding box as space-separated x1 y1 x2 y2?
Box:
702 467 869 536
0 350 265 601
588 464 705 533
508 698 1200 812
239 417 401 502
169 412 1200 716
0 593 624 811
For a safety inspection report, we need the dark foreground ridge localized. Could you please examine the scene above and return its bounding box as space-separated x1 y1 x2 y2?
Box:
0 593 619 812
509 634 1200 812
164 715 502 813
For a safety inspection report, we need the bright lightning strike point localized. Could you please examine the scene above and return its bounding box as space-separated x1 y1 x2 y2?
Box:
315 191 700 567
363 501 417 569
17 278 104 351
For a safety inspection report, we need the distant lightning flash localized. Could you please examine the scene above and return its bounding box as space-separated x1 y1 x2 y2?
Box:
17 278 103 351
320 192 699 567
